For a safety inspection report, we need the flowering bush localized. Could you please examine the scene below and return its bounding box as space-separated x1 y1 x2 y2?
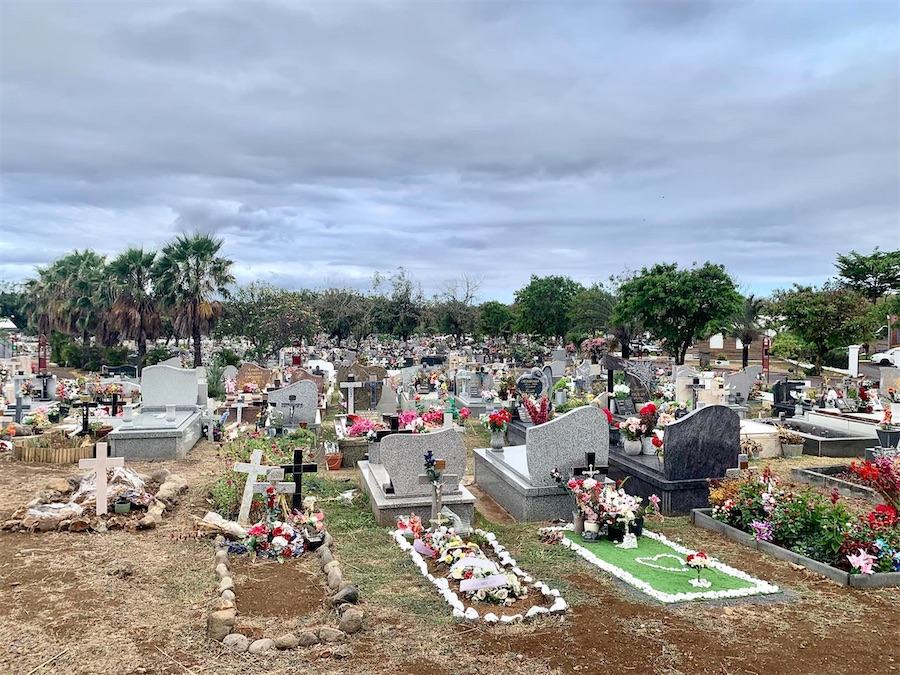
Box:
849 457 900 511
709 468 900 573
581 337 607 361
480 408 512 432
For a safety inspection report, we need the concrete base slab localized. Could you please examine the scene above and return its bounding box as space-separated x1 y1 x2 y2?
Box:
358 460 475 526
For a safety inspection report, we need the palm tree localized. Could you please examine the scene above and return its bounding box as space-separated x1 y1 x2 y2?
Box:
730 295 764 368
28 250 108 365
109 247 161 374
152 232 235 367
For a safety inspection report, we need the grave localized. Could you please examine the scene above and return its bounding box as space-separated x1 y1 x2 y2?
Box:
335 363 386 411
474 406 610 521
607 404 740 515
107 365 204 460
281 448 318 510
507 367 552 445
358 428 475 526
78 442 125 516
236 363 273 394
235 448 275 526
455 368 494 415
772 379 808 418
267 380 319 429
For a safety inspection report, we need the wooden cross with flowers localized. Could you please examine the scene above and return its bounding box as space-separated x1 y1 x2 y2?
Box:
252 467 296 515
281 448 318 511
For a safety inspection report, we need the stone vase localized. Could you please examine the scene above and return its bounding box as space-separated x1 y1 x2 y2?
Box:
584 520 600 534
623 439 642 456
631 516 644 537
572 511 584 536
876 428 900 449
490 430 505 451
641 436 656 455
165 404 176 422
781 443 804 458
609 425 621 446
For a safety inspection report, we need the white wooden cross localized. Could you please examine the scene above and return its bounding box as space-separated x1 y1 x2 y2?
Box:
339 375 364 415
234 448 275 526
251 467 296 501
79 442 125 516
231 395 249 425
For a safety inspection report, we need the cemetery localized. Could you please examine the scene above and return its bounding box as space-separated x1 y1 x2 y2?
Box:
1 240 898 673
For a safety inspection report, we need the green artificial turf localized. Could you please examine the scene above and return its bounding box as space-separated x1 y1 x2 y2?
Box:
576 534 760 597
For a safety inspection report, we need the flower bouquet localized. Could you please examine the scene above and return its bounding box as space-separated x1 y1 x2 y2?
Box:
686 551 711 588
521 395 550 425
617 416 644 441
613 383 630 399
480 408 512 433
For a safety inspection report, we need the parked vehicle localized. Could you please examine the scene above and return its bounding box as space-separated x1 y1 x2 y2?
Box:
870 347 900 366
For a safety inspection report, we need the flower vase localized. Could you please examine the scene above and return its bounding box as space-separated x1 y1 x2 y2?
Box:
490 430 505 451
584 521 600 534
572 511 584 536
623 439 642 456
891 402 900 419
606 522 626 542
609 425 620 446
876 427 900 449
631 516 644 537
641 436 656 455
165 404 176 422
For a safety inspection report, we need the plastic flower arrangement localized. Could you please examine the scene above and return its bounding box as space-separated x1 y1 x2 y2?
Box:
18 380 36 398
686 552 711 587
613 383 630 399
878 409 898 430
480 389 499 401
883 387 900 404
521 395 550 425
480 408 512 432
617 416 644 441
346 417 378 437
602 408 614 425
224 377 237 395
243 382 259 393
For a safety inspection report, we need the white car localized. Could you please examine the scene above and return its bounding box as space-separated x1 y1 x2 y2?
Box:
870 347 900 366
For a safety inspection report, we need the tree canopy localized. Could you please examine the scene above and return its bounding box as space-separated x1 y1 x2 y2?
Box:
514 275 584 339
835 248 900 303
612 262 741 364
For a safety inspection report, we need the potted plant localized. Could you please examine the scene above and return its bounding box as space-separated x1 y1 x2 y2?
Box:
618 417 643 455
324 439 344 471
777 427 805 458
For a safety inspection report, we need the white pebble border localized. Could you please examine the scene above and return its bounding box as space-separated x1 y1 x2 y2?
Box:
391 527 568 623
543 525 780 603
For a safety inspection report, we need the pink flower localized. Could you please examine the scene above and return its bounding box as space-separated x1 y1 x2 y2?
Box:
847 549 875 575
649 494 660 507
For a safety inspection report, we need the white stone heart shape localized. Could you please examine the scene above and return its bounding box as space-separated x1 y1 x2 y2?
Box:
634 554 689 572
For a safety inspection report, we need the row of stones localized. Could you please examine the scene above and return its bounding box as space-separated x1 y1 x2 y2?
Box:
206 533 365 654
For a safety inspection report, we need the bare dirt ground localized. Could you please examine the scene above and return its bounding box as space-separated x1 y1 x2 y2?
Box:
0 434 897 675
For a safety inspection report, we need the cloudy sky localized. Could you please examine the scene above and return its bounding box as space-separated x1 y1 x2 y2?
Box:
1 0 898 302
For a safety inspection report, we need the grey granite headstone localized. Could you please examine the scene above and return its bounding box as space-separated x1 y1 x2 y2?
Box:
141 365 200 409
525 405 609 487
662 405 739 482
541 366 554 391
723 370 753 402
222 365 238 381
376 380 398 415
267 380 317 425
379 428 466 498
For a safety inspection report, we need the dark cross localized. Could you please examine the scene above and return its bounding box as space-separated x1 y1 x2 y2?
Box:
97 392 122 416
366 374 379 407
572 452 608 479
72 398 99 436
281 447 318 510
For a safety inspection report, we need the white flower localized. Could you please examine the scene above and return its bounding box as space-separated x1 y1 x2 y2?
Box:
271 536 288 549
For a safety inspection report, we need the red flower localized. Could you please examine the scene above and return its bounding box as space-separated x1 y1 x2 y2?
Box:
639 402 657 416
602 408 614 425
651 435 664 448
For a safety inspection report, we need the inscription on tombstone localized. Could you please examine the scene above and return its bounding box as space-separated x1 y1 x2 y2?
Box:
516 373 544 397
615 398 637 416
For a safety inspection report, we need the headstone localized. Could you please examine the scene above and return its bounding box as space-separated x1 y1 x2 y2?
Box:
575 360 593 393
140 365 200 409
78 442 125 516
525 406 609 487
236 364 273 392
376 381 399 416
234 448 275 526
515 368 546 398
662 405 739 481
222 365 238 381
289 368 325 396
268 380 317 426
379 429 466 498
160 356 182 367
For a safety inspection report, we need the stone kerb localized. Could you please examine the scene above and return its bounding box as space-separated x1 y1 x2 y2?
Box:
662 405 739 482
525 406 609 487
140 365 200 410
379 428 465 498
268 380 318 425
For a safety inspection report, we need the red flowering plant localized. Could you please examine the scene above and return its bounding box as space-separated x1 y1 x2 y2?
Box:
241 487 309 561
521 395 551 425
638 402 659 433
602 408 614 425
849 457 900 511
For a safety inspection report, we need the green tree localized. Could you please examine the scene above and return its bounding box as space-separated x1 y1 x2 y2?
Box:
217 282 317 364
374 268 423 341
479 300 515 339
771 283 871 374
433 274 482 339
152 232 235 367
568 284 615 337
314 287 369 346
108 247 161 374
835 248 900 303
729 294 764 369
612 262 741 365
514 275 585 339
0 282 27 330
